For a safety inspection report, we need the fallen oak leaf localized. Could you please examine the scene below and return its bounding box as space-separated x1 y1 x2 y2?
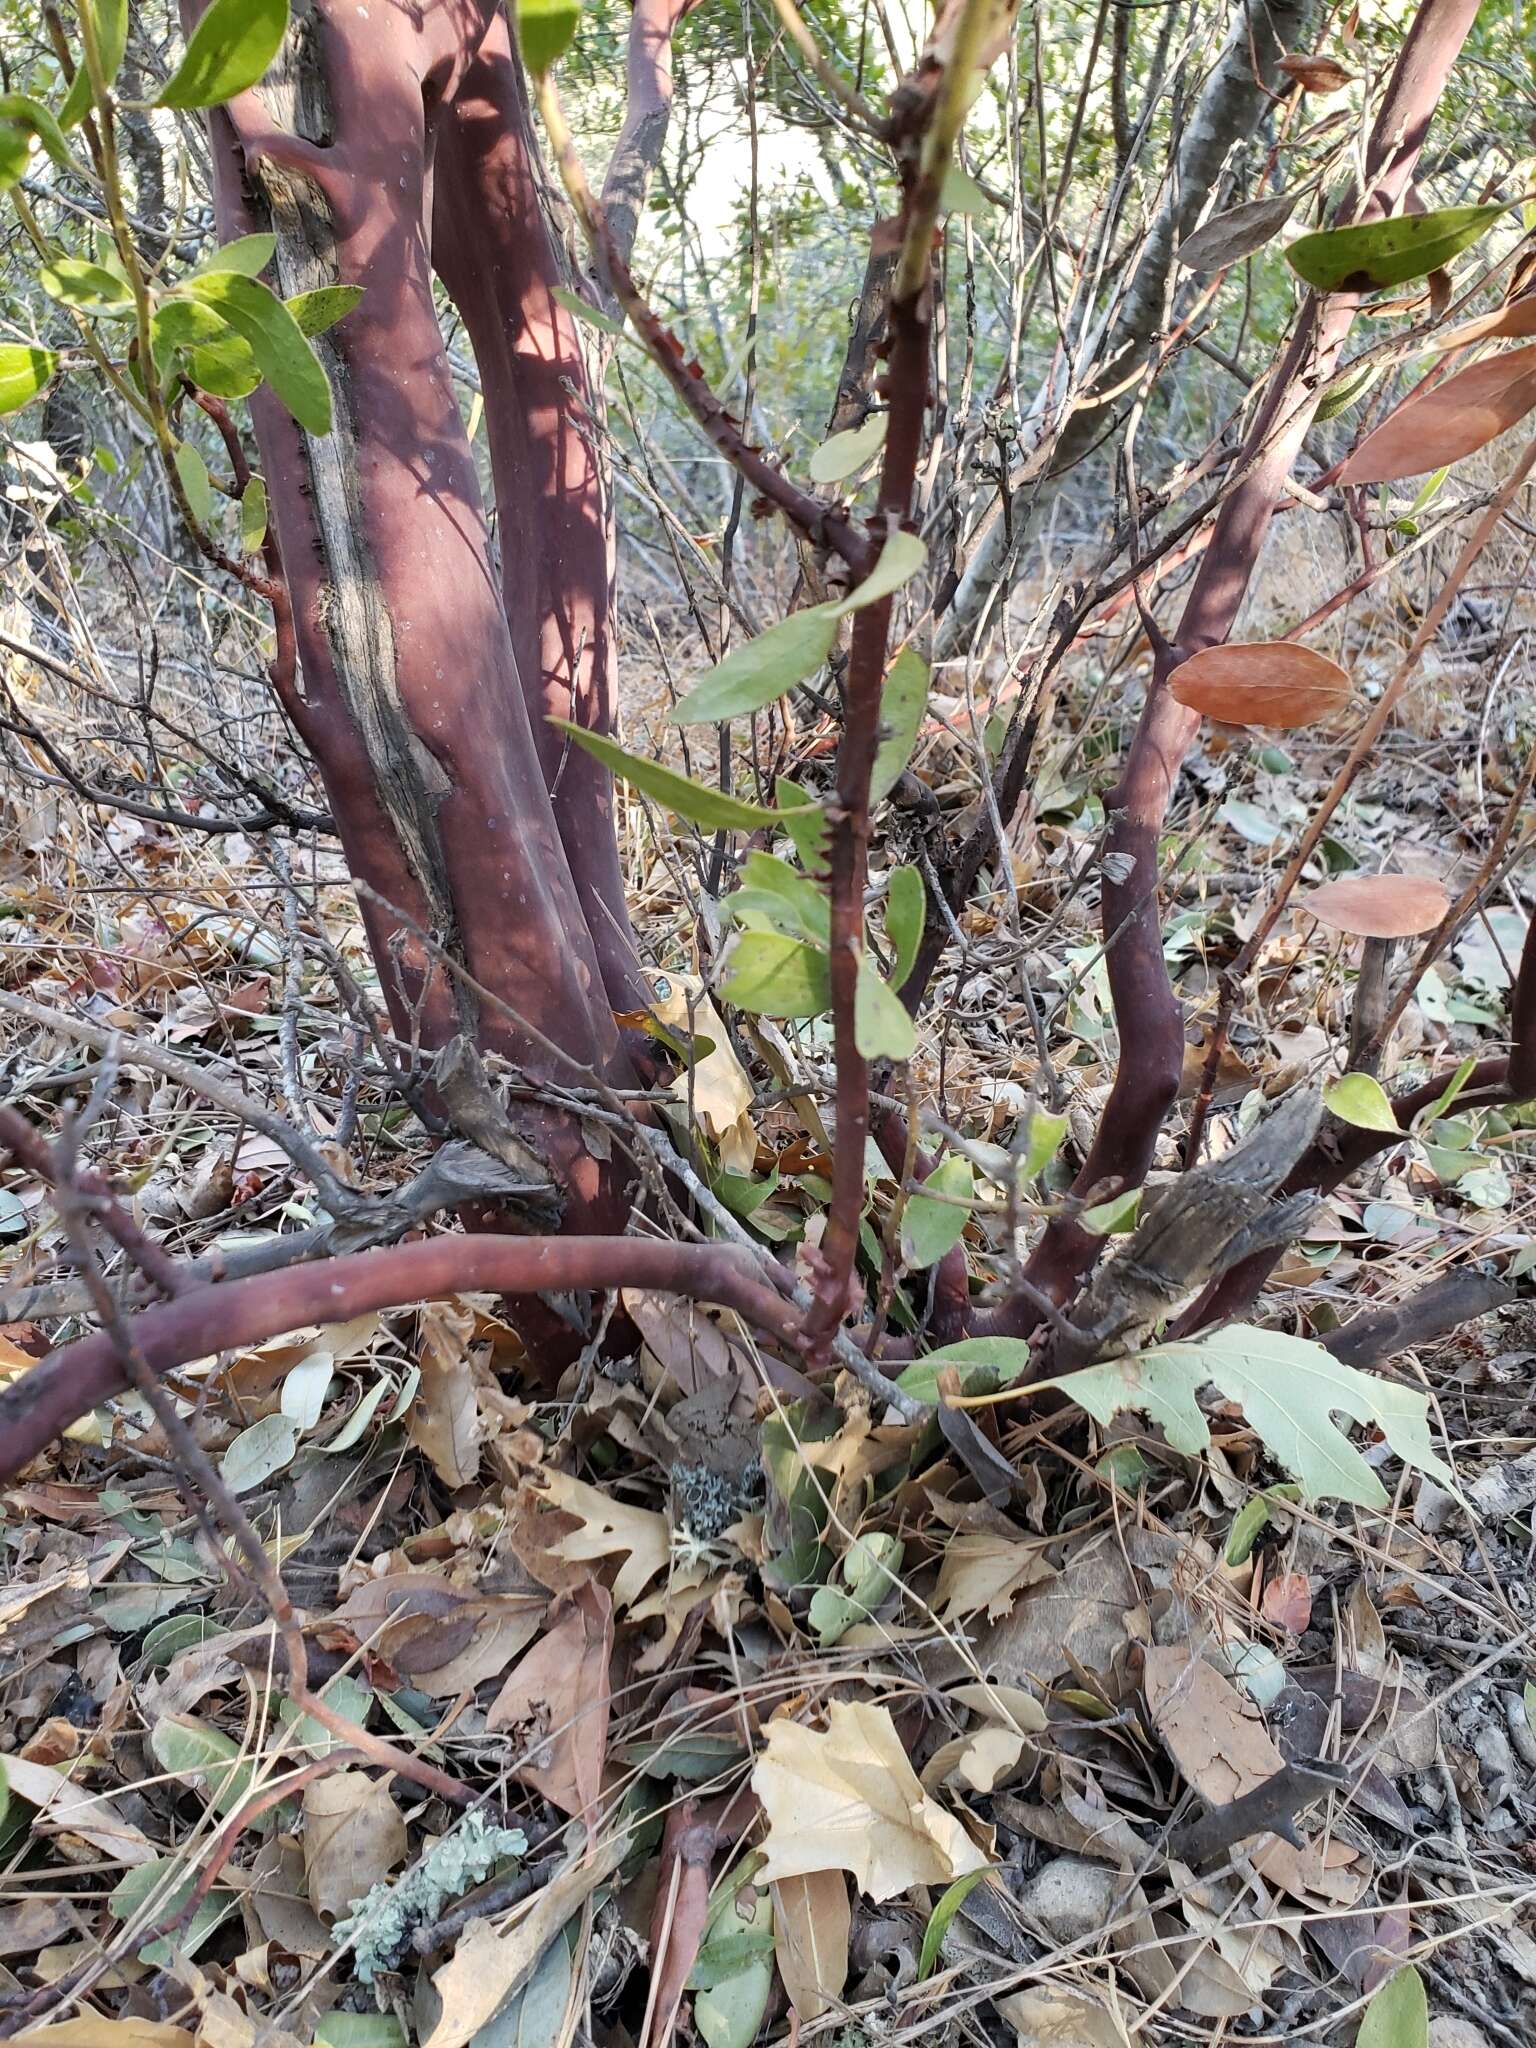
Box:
302 1770 408 1921
752 1699 989 1901
517 1466 670 1612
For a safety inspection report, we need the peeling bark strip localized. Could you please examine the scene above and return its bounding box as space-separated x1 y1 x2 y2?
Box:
193 0 633 1230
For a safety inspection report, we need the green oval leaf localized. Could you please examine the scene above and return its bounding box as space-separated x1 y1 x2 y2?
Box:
809 413 887 485
0 95 78 185
158 0 291 110
672 606 840 725
240 475 269 552
1080 1187 1142 1235
721 932 831 1018
886 863 925 987
1324 1070 1401 1134
871 644 928 802
1287 202 1506 294
516 0 583 76
550 718 784 831
290 283 366 337
901 1153 973 1269
189 233 275 280
854 955 915 1060
60 0 128 127
222 1410 299 1493
1357 1964 1427 2048
184 270 331 432
897 1334 1033 1405
39 256 134 315
0 343 58 415
173 440 214 529
774 775 829 871
837 528 926 614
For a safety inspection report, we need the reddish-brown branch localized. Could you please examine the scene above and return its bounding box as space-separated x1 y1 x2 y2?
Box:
433 16 650 1012
806 294 933 1345
0 1232 801 1480
1002 0 1484 1322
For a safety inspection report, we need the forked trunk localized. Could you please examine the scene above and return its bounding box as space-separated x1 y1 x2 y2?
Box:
195 0 637 1248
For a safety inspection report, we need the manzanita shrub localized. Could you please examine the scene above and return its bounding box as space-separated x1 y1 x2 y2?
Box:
0 0 1534 1517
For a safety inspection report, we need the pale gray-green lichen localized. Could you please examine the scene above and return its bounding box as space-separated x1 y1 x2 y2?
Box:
334 1809 527 1985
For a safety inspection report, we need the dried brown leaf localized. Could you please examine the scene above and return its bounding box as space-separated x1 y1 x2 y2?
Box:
484 1581 613 1819
1169 643 1351 729
772 1870 850 2022
1302 873 1451 939
301 1769 407 1921
753 1699 989 1900
1338 344 1536 483
408 1302 482 1489
1141 1649 1368 1903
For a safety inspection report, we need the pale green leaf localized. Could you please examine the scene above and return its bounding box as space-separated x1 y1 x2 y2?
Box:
902 1154 973 1269
319 1374 392 1452
0 95 78 184
837 529 926 614
855 956 915 1060
1356 1964 1427 2048
918 1869 990 1978
694 1880 773 2048
39 257 133 315
1038 1324 1459 1508
722 933 830 1018
222 1411 299 1493
1019 1106 1069 1181
241 475 269 553
940 165 992 215
1080 1187 1142 1235
897 1334 1032 1405
1324 1071 1400 1134
61 0 128 126
774 776 829 870
158 0 291 109
886 864 925 987
316 2019 409 2048
150 1715 266 1824
280 1347 333 1428
552 282 622 335
110 1859 238 1966
0 343 57 415
550 719 783 831
1288 203 1506 294
871 644 929 802
173 440 214 529
516 0 583 75
809 413 886 485
726 851 829 945
1224 1485 1301 1566
189 234 275 279
672 606 839 724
